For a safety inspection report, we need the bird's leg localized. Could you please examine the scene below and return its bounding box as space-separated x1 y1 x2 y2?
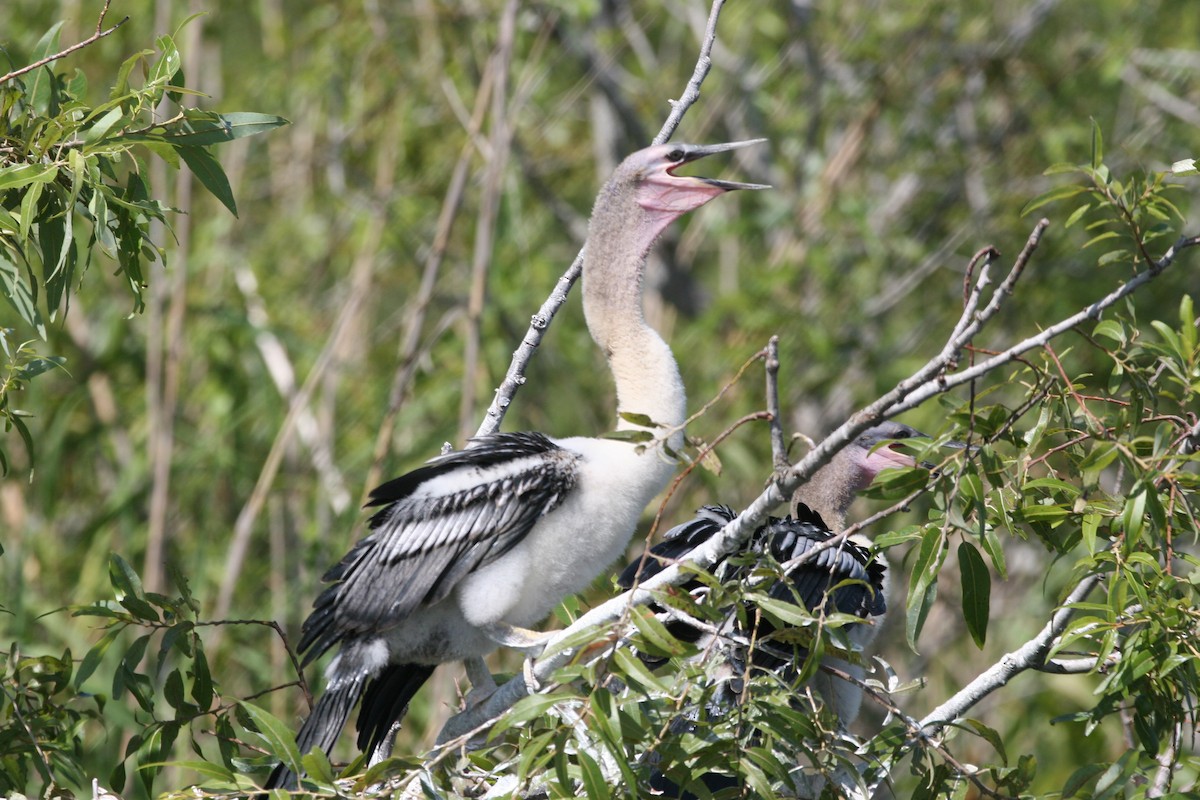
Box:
481 621 552 656
463 656 497 705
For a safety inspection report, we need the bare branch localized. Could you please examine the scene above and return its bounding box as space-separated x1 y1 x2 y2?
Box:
918 575 1101 730
0 1 127 85
458 0 519 440
765 335 788 472
886 231 1200 418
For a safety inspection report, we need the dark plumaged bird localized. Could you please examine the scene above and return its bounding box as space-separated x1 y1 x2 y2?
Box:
619 422 932 719
617 422 932 797
264 140 767 789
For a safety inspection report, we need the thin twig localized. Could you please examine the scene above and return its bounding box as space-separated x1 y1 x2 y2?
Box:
363 73 495 496
0 1 127 85
765 335 788 472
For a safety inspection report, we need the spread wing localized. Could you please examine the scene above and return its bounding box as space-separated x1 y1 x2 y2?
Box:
298 432 580 663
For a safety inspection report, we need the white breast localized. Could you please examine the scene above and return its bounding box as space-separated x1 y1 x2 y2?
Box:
455 435 677 627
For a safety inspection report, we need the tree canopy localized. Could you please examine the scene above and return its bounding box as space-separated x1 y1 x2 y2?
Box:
2 1 1200 798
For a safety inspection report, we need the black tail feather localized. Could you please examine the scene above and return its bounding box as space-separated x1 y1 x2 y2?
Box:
356 663 437 759
263 673 367 790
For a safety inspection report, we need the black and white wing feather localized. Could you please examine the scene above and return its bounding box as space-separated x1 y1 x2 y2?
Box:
298 432 580 662
619 503 885 665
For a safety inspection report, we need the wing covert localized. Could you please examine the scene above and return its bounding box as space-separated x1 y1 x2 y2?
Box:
298 432 580 662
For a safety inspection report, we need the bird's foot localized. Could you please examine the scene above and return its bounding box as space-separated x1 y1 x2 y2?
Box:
481 622 552 656
522 657 540 694
463 656 498 707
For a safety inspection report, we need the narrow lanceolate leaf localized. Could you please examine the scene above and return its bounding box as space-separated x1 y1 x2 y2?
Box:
108 553 146 599
959 718 1007 763
177 145 238 216
0 164 58 192
629 605 689 657
617 411 658 427
238 701 302 779
1020 184 1086 216
958 540 991 648
905 526 945 652
124 112 291 146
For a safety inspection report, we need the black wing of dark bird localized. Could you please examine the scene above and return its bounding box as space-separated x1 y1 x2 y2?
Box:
297 431 581 664
619 503 885 671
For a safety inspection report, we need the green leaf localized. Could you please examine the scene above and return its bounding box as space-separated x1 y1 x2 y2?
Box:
150 35 182 87
617 411 657 427
610 647 669 694
958 541 991 648
599 429 654 443
490 690 577 737
177 145 238 216
191 642 214 710
1020 184 1086 216
1082 230 1120 249
154 760 236 783
1090 120 1104 171
629 605 689 657
123 112 291 146
26 23 64 114
959 717 1007 763
75 626 123 689
83 107 129 146
906 526 945 652
1180 295 1196 355
745 593 814 628
577 750 610 800
1092 319 1126 346
238 701 302 778
0 164 59 192
299 748 337 786
1081 511 1101 556
108 553 146 599
16 355 65 380
1063 202 1092 228
1062 763 1108 798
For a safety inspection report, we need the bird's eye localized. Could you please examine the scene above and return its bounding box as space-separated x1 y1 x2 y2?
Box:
666 149 685 162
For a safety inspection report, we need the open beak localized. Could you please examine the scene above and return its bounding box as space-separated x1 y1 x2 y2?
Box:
667 139 772 192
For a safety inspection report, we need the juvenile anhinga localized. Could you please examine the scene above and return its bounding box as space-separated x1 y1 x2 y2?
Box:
264 140 767 788
617 422 931 798
619 421 931 722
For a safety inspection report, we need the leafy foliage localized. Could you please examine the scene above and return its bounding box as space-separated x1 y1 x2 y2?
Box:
3 2 1200 799
0 17 286 472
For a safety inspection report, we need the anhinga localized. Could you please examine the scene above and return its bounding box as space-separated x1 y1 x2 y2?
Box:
619 421 931 723
617 422 932 798
265 140 767 788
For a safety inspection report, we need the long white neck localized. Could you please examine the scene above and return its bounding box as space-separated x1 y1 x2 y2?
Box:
582 185 686 451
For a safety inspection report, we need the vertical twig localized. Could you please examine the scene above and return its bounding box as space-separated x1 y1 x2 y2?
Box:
764 335 787 471
212 202 388 626
143 2 201 594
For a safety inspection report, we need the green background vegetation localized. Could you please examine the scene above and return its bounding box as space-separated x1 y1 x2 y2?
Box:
3 0 1200 797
